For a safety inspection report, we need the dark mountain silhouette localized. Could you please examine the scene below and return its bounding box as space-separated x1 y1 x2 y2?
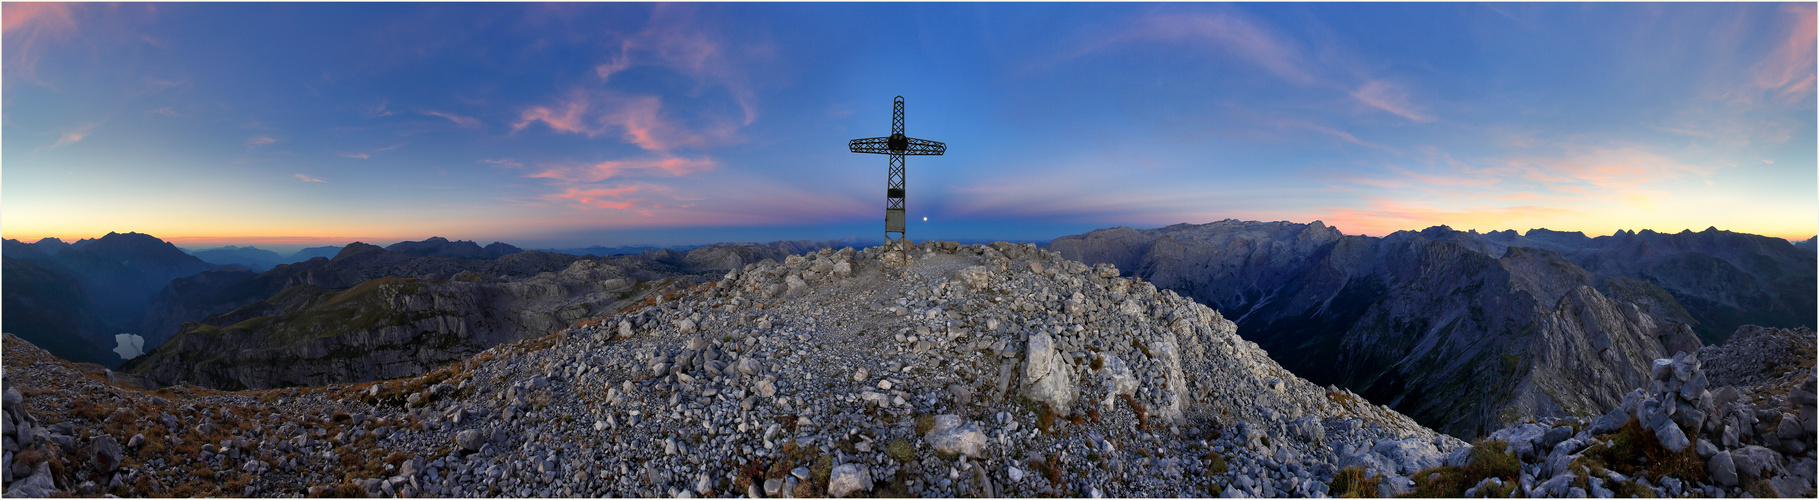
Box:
1 233 216 366
1 256 116 365
186 245 288 272
383 237 522 259
287 245 345 262
536 244 689 256
1795 236 1817 252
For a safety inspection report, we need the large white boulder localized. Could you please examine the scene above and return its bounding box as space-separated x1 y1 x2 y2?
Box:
1022 332 1076 415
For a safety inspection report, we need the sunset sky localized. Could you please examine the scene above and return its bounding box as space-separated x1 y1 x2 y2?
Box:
4 3 1814 251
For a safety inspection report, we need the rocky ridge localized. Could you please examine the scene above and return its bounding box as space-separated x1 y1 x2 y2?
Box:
1050 220 1810 438
2 241 1469 498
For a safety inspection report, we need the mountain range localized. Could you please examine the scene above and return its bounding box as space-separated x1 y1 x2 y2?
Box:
184 245 290 272
2 233 219 365
1050 220 1816 437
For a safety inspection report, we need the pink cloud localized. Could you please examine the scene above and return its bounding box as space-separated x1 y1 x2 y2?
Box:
514 91 732 151
340 153 370 159
294 174 326 183
1750 4 1817 98
1350 80 1436 123
543 185 647 210
515 5 763 149
45 122 97 149
514 90 598 136
528 156 716 183
421 110 480 128
1502 146 1711 191
3 2 78 87
247 136 277 147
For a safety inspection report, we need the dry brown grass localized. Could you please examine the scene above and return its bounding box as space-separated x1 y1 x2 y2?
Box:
1120 393 1150 430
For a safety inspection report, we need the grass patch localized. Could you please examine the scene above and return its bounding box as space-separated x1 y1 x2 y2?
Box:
915 414 936 436
1405 439 1521 497
1036 403 1057 434
1202 451 1228 476
1577 417 1708 484
886 438 916 464
1329 467 1382 498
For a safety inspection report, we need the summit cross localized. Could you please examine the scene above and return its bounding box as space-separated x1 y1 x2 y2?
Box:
849 96 945 243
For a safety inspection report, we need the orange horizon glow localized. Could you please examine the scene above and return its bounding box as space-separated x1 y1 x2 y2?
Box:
8 216 1814 250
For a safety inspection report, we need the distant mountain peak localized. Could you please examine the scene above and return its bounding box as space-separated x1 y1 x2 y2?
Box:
385 237 522 259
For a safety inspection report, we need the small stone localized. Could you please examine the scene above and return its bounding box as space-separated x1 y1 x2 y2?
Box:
455 430 485 452
1007 466 1024 482
924 415 987 458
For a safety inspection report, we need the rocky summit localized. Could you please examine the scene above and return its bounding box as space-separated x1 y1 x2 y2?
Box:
1 241 1811 498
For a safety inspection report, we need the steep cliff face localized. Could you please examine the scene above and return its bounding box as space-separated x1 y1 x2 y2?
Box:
1050 221 1790 437
122 260 666 390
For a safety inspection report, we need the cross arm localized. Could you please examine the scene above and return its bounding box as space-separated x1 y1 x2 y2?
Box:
848 137 947 155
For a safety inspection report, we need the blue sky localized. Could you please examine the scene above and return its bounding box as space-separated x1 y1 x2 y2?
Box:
4 3 1814 252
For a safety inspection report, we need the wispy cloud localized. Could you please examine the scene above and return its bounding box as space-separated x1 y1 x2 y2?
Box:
514 91 736 152
543 184 654 210
1054 11 1316 86
421 110 480 128
512 4 763 154
480 158 525 169
340 143 406 159
247 136 277 147
1749 4 1817 99
1350 80 1436 123
527 156 716 183
2 2 78 87
294 174 326 183
364 100 397 118
44 122 98 150
1135 12 1315 85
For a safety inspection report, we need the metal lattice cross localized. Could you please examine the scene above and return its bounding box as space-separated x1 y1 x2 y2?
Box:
849 96 945 242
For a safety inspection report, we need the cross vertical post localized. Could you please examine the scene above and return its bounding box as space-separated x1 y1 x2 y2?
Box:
850 96 945 245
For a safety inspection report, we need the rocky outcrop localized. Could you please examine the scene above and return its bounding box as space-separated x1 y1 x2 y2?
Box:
1050 220 1812 438
1442 326 1818 498
1699 325 1818 389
